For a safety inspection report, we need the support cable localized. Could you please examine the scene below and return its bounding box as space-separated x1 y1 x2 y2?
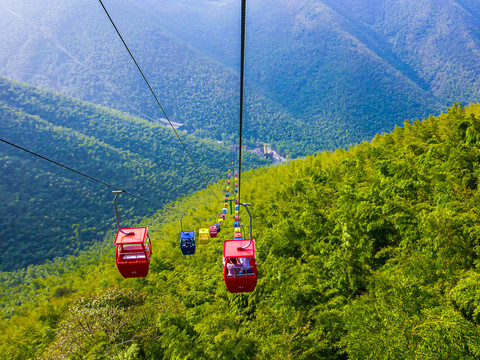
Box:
97 0 220 201
0 137 163 207
237 0 247 204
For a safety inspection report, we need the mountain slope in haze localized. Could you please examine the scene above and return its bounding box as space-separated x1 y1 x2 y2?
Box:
0 76 268 271
1 0 480 157
2 103 480 359
0 0 332 156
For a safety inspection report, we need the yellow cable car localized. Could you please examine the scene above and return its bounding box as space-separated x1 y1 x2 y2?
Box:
199 228 209 244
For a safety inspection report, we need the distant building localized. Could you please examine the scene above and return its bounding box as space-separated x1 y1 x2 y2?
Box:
250 148 264 157
157 118 184 131
246 144 287 163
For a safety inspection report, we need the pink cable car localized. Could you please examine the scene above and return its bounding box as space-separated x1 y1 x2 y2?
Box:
223 239 257 293
222 202 257 293
209 225 218 238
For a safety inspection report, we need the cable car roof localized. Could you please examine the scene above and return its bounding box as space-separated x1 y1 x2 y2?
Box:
180 230 195 239
224 239 255 258
114 227 148 245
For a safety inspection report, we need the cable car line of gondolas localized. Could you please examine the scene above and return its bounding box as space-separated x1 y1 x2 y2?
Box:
101 0 257 292
4 0 257 293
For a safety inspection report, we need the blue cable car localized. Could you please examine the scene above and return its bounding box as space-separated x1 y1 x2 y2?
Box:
180 230 196 255
180 214 196 255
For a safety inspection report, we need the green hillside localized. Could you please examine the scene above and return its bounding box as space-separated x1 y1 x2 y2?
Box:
0 76 268 271
1 0 480 156
2 103 480 359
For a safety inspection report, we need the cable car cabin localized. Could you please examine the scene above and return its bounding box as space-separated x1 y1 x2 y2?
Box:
234 215 239 222
215 222 221 232
227 180 231 185
226 191 230 197
180 230 196 255
234 221 240 227
223 239 257 293
199 228 209 244
235 205 239 211
235 199 239 205
235 183 238 188
235 188 238 193
234 232 243 239
209 225 218 238
220 213 226 220
114 227 152 278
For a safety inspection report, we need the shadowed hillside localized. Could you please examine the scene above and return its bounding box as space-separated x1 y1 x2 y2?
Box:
0 76 268 270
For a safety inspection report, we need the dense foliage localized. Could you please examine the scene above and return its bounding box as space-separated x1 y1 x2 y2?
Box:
0 76 268 270
1 0 480 156
2 103 480 358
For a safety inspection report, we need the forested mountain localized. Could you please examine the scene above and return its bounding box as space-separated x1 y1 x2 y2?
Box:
0 76 268 271
1 0 480 156
2 103 480 359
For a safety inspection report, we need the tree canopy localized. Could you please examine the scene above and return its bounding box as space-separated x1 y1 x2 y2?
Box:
2 103 480 359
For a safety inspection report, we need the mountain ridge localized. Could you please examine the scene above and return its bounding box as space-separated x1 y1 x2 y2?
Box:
2 0 479 156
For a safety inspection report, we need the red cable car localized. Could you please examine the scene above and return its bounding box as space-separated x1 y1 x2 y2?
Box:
114 227 152 278
223 239 257 293
112 191 152 278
